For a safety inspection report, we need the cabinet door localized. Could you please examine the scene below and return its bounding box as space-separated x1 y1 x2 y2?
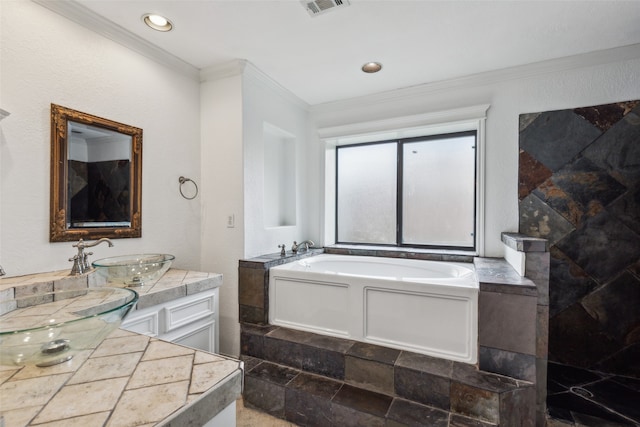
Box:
121 309 159 337
164 292 216 332
165 321 216 353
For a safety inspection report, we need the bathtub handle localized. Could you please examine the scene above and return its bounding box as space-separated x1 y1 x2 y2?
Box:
278 244 286 257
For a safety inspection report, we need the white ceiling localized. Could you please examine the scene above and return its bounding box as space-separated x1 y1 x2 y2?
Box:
60 1 640 105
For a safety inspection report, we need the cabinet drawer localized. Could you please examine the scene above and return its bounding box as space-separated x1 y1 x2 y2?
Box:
164 291 215 332
122 311 159 337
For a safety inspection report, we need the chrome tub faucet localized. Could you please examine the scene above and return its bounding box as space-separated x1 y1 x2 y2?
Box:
69 238 113 275
291 240 315 254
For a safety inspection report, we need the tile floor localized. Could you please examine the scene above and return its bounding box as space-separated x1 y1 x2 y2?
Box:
236 398 296 427
546 362 640 426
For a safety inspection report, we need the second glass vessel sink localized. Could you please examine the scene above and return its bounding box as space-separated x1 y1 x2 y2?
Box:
92 254 175 287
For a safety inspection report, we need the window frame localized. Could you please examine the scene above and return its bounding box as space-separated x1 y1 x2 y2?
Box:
319 104 489 256
335 130 477 251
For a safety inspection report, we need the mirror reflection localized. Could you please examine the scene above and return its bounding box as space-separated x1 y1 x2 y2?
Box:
50 104 142 242
68 121 132 228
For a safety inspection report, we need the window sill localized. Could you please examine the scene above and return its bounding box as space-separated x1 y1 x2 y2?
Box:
324 244 477 262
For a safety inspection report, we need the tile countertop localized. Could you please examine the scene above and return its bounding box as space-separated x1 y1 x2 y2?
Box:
0 268 223 310
0 269 242 427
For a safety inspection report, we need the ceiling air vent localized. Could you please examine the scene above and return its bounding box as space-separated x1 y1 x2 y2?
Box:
302 0 350 16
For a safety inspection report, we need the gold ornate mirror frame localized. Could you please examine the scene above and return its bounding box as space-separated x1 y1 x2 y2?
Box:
50 104 142 242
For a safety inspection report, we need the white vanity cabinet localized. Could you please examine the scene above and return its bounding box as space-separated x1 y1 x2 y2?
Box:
121 288 219 353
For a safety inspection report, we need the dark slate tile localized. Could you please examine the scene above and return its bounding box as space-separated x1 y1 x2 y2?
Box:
332 384 393 418
287 372 343 399
452 362 525 394
305 332 355 353
548 247 598 317
519 109 602 172
264 335 305 369
574 101 640 132
500 386 536 427
555 210 640 283
549 303 619 367
241 327 266 358
608 186 640 235
245 361 299 386
285 374 340 427
238 266 267 308
519 149 553 200
519 193 575 246
581 271 640 341
585 378 640 422
582 106 640 187
395 365 450 410
331 403 386 427
547 391 634 425
450 382 499 424
546 362 603 389
345 356 394 395
538 156 627 214
240 355 263 373
302 344 346 380
571 412 636 427
478 346 535 382
239 304 266 325
519 112 542 132
386 398 449 427
547 378 569 395
449 413 498 426
347 342 401 365
244 375 287 417
532 177 584 227
612 375 640 393
395 351 453 377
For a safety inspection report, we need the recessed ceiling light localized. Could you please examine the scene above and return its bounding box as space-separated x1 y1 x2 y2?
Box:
142 14 173 32
362 62 382 73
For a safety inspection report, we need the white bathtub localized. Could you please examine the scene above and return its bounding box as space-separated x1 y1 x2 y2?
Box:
268 254 479 363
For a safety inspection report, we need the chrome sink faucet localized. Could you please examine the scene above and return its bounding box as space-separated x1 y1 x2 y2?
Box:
69 238 113 275
291 240 315 254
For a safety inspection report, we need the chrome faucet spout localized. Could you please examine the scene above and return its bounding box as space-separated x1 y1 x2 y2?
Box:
69 238 114 275
292 240 315 254
74 238 114 249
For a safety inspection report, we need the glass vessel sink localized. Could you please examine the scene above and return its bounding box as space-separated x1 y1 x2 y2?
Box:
0 287 137 366
92 254 175 287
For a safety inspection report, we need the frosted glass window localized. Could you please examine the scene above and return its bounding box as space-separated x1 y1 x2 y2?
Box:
337 143 396 244
402 135 476 247
335 131 477 250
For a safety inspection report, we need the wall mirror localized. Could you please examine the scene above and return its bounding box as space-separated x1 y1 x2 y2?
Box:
50 104 142 242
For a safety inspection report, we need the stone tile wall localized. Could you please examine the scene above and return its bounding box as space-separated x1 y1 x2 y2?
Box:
518 101 640 379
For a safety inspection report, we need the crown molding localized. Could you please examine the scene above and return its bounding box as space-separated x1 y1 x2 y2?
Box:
200 59 248 82
32 0 199 80
242 62 310 111
311 43 640 115
318 104 490 140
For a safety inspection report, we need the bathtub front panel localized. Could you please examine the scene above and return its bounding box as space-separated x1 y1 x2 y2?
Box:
270 278 350 337
364 287 477 363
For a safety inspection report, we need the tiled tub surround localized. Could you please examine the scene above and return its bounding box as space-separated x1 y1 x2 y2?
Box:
239 243 549 426
0 268 241 426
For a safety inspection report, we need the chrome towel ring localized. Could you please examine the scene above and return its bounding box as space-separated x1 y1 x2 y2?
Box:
178 176 198 200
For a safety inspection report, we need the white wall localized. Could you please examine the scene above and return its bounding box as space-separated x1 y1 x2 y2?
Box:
0 1 202 276
199 71 244 356
309 49 640 257
199 62 310 356
242 64 311 258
